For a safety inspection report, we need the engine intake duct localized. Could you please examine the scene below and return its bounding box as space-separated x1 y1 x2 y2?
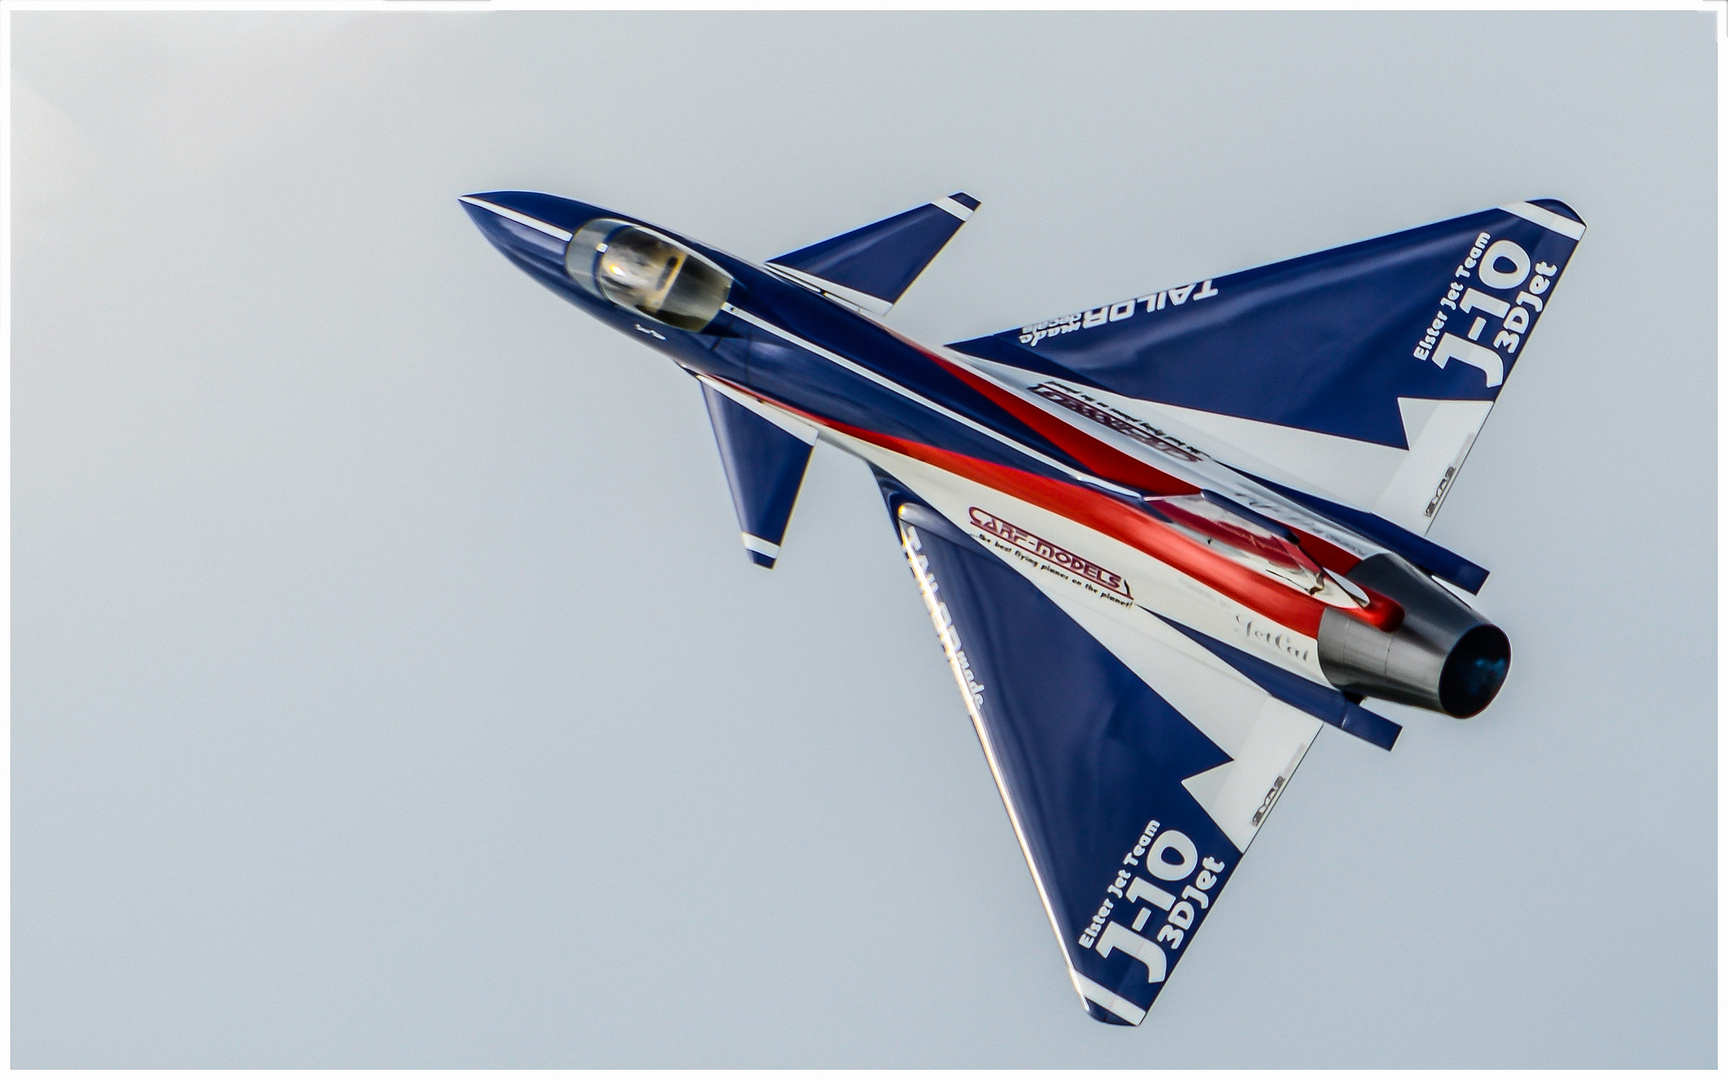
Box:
1318 554 1510 718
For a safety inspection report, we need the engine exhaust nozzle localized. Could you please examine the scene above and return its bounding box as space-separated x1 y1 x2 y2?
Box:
1318 553 1510 718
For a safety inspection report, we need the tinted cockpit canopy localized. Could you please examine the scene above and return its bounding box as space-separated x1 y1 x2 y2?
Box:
566 219 731 332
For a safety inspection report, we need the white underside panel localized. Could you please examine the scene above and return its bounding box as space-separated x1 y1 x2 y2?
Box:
1131 398 1404 510
1049 594 1322 853
1372 398 1493 532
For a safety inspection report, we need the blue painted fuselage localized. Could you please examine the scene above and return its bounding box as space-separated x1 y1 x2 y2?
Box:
462 191 1104 491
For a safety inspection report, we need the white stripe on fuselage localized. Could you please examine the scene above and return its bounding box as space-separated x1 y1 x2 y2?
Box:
458 197 575 242
761 264 891 316
943 353 1387 561
720 303 1140 499
698 374 820 444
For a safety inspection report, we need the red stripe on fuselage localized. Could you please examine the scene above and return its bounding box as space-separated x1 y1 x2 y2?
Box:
873 423 1396 629
1284 527 1362 577
920 350 1200 498
901 340 1367 579
705 375 1336 638
844 425 1331 637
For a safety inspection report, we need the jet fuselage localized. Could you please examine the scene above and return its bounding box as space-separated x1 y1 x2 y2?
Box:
460 190 1508 723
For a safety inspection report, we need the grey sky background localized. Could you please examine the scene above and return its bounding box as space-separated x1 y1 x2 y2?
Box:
11 10 1716 1068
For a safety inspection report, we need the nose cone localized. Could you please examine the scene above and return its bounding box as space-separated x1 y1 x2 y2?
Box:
459 190 612 285
459 192 576 281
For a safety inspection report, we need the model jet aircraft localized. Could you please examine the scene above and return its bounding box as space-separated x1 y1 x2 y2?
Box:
460 188 1583 1025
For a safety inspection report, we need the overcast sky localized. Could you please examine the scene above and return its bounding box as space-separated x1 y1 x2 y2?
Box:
12 9 1716 1067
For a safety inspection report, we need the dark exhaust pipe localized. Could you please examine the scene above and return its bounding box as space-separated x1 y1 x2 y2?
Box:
1318 554 1510 718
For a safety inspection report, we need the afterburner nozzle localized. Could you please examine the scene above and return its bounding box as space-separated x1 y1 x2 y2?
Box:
1317 553 1509 718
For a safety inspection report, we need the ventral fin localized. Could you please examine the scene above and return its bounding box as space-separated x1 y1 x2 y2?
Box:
699 378 818 568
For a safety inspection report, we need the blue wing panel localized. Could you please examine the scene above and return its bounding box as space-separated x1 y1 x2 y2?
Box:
949 201 1584 447
876 472 1246 1025
769 193 979 308
701 383 815 568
